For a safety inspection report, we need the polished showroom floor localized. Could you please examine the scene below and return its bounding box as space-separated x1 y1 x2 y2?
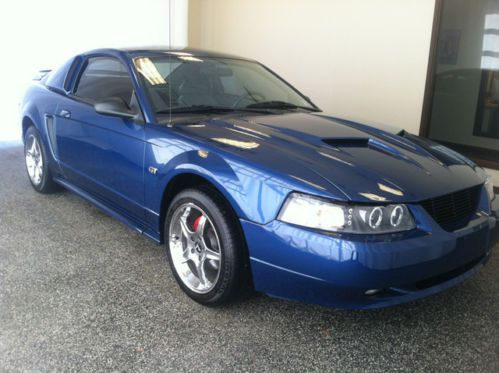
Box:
1 144 498 371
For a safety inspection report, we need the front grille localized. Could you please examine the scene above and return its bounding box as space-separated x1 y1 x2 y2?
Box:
420 185 482 231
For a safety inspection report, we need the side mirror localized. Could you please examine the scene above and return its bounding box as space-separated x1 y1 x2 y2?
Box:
94 97 137 119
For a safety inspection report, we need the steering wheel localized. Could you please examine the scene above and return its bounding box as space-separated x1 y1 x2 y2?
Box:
231 91 266 108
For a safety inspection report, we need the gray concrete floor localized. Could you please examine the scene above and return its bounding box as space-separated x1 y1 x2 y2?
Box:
1 144 498 372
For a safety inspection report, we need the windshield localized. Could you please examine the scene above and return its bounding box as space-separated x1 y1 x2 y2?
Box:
133 55 318 115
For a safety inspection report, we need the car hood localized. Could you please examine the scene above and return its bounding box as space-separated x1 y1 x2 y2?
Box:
173 112 484 203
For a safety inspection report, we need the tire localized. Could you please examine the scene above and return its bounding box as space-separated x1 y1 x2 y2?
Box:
24 126 58 194
165 187 246 305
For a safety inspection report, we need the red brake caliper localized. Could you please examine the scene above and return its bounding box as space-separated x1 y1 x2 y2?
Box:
193 216 202 232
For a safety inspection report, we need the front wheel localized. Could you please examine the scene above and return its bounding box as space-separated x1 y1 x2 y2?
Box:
165 188 246 305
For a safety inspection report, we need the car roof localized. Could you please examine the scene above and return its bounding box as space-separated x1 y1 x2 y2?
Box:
82 47 254 61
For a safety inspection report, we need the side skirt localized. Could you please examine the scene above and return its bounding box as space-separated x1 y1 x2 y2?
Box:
54 177 161 244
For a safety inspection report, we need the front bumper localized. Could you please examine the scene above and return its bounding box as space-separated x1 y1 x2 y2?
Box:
242 204 499 309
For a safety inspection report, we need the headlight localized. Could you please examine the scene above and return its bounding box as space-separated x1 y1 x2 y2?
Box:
278 193 416 234
485 176 495 202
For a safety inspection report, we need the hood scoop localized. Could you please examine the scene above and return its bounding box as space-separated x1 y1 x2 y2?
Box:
322 137 369 148
323 136 404 158
322 137 396 154
323 136 426 171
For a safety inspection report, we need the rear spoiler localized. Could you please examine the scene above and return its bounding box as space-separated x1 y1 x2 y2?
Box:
33 69 52 81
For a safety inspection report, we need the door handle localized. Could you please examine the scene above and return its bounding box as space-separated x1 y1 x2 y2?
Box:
60 109 71 119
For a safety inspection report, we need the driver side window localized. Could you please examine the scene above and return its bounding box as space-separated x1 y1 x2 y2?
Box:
74 57 135 108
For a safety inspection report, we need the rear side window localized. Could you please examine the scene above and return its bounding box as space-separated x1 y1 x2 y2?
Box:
74 57 134 105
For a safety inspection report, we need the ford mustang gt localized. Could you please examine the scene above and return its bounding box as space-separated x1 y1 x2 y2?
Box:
21 47 499 309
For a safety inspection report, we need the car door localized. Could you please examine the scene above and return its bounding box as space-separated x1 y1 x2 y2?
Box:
54 56 146 224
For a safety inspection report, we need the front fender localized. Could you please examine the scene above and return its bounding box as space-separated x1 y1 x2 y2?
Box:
145 147 294 228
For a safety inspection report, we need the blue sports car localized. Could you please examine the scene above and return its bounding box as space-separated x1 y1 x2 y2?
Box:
21 47 498 309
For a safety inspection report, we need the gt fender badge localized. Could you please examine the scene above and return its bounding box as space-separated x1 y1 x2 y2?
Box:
148 166 158 175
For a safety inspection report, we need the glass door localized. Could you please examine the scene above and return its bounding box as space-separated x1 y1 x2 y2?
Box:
426 0 499 168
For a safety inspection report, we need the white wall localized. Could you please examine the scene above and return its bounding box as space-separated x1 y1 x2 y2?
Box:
0 0 188 142
189 0 436 133
486 168 499 187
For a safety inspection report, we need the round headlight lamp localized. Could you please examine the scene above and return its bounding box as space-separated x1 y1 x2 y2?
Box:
368 207 383 229
390 205 404 227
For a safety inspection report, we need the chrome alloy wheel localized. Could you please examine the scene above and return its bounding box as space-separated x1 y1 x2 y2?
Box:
169 203 222 294
25 134 43 186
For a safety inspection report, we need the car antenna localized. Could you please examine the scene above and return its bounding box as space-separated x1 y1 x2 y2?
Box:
167 0 173 127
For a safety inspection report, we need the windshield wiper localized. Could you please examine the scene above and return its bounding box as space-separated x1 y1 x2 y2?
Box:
245 101 320 112
157 105 269 114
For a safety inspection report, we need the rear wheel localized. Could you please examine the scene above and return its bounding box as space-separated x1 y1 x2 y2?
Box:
165 188 246 305
24 126 58 193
